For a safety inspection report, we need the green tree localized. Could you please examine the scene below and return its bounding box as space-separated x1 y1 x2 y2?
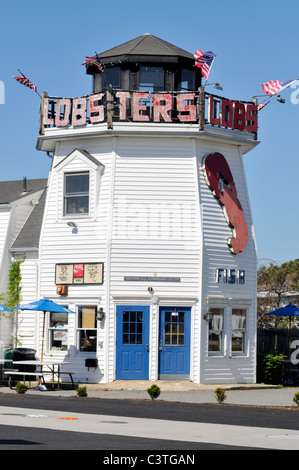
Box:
257 259 299 327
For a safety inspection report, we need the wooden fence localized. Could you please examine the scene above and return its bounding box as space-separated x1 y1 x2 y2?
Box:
257 328 299 356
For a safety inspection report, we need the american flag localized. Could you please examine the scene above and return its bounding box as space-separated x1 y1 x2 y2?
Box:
194 50 215 80
257 100 270 111
261 79 295 95
13 75 37 93
82 56 104 73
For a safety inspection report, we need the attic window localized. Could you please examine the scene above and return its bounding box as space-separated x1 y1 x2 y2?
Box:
64 171 89 215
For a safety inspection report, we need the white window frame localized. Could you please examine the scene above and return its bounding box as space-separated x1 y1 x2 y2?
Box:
47 308 70 355
76 305 98 354
231 307 247 356
208 307 225 356
64 171 90 216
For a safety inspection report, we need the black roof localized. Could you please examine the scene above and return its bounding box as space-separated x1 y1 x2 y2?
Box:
86 34 195 72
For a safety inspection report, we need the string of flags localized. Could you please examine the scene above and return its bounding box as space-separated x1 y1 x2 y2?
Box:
12 49 297 115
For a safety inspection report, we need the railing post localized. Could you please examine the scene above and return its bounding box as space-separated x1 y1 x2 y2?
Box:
198 86 205 131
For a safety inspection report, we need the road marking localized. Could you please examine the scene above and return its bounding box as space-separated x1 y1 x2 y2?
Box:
0 405 299 450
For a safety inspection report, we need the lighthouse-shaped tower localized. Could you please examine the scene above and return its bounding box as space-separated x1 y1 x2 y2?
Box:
22 34 258 384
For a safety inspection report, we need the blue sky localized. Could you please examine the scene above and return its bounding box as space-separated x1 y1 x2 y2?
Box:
0 0 298 265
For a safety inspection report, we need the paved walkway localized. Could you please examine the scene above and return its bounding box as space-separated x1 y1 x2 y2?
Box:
2 380 299 408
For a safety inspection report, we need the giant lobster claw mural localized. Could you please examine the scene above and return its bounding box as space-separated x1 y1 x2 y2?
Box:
202 152 248 255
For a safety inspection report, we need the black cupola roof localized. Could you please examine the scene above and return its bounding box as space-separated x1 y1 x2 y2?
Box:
86 34 202 93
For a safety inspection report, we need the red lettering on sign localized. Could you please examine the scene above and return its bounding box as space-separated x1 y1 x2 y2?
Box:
132 92 150 121
203 152 248 255
221 99 233 128
177 93 197 122
89 93 104 123
208 95 220 126
153 93 172 122
233 102 245 131
116 91 130 120
55 99 71 127
72 98 87 126
245 104 258 133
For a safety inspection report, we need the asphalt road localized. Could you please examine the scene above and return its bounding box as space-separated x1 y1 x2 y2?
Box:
1 393 299 451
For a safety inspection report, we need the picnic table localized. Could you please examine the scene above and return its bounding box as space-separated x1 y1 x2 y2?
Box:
5 360 77 390
0 359 13 384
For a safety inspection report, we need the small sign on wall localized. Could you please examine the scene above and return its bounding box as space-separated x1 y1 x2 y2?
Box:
55 263 103 285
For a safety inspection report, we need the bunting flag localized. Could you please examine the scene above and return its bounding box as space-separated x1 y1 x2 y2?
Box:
261 79 296 95
13 75 37 93
194 50 216 80
82 56 104 73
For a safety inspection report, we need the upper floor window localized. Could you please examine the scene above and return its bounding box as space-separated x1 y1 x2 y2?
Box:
139 67 164 93
102 67 121 90
180 69 196 91
64 171 89 215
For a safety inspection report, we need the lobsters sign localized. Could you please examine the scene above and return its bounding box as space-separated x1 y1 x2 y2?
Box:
42 92 257 134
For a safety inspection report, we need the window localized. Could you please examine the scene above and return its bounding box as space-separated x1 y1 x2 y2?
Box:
64 172 89 215
139 66 164 93
102 67 120 90
180 69 196 91
77 306 97 352
208 308 224 354
164 310 185 345
232 308 246 354
49 311 69 351
122 310 143 345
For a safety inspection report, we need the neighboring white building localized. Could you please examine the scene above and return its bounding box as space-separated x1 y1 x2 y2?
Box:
0 178 47 356
6 35 259 384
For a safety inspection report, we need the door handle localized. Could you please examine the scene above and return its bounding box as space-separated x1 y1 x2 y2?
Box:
159 342 162 351
146 344 149 351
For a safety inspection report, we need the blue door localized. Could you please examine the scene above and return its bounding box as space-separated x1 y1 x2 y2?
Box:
116 305 149 380
159 307 191 378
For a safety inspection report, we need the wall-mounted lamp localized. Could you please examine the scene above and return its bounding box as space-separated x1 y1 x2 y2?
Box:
206 82 223 91
276 95 285 103
97 307 105 322
67 221 78 228
203 310 213 321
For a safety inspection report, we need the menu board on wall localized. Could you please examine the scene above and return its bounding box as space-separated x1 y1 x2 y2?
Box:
55 263 103 285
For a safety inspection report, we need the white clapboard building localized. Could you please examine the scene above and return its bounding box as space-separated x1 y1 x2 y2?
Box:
6 34 259 384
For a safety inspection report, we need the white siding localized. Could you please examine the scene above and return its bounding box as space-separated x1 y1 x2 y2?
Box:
196 140 257 384
15 129 257 384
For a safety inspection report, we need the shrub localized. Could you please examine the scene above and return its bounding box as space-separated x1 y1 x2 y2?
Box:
16 382 28 394
263 353 286 384
215 387 227 404
77 386 88 397
147 384 161 400
293 392 299 407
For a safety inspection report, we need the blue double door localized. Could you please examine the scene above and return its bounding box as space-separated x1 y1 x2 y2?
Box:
116 305 191 380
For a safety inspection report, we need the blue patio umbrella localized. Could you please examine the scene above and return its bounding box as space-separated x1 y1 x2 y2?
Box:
267 303 299 356
14 298 75 362
0 304 11 311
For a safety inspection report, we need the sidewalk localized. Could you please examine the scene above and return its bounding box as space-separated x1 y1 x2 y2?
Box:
2 380 299 408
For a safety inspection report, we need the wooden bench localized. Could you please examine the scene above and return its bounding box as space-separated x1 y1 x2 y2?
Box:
4 371 45 389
